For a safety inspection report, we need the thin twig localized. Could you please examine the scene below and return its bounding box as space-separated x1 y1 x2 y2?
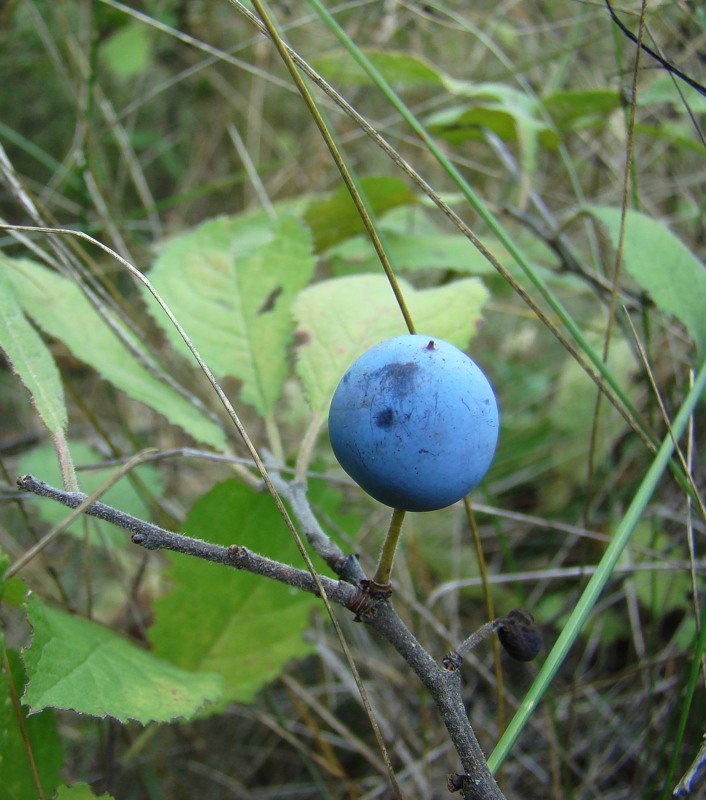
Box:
14 474 354 605
16 474 507 800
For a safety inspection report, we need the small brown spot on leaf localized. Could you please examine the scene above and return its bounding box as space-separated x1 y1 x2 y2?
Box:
257 286 283 314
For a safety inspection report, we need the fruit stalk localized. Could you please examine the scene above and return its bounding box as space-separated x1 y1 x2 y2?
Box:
373 507 406 585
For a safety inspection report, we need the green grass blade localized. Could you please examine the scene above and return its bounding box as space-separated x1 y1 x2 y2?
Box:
488 356 706 771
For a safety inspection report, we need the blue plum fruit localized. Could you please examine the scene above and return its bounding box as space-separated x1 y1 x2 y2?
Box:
328 334 499 511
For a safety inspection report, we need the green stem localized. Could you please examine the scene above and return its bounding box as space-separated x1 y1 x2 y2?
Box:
373 508 406 586
294 411 324 485
264 412 284 464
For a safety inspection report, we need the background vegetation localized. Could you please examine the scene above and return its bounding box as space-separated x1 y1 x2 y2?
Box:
0 1 704 798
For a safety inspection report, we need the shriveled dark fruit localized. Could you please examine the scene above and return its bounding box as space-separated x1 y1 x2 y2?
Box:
497 608 542 662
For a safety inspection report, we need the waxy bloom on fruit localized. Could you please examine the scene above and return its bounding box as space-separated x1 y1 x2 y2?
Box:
328 335 499 511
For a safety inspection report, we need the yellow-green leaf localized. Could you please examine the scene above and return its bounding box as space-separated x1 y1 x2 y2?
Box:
23 595 222 723
148 214 315 417
587 205 706 356
293 274 489 411
0 265 66 436
312 48 445 88
3 257 226 449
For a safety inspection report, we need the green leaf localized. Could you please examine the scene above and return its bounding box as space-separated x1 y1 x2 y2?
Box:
382 230 498 273
543 88 622 131
329 229 497 275
148 214 315 417
634 122 706 155
2 256 226 449
22 595 222 723
0 550 27 608
0 645 64 800
305 176 418 252
0 268 66 436
427 82 559 172
637 73 706 113
326 206 509 276
149 481 318 705
18 442 162 548
100 22 152 80
586 205 706 355
549 330 638 486
626 524 692 616
55 784 115 800
293 274 489 411
312 48 445 88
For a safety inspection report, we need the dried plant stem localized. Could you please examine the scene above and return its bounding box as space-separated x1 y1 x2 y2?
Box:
464 497 506 743
246 0 416 336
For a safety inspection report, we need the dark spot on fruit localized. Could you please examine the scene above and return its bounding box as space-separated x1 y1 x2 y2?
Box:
374 361 419 396
425 340 435 350
375 407 394 428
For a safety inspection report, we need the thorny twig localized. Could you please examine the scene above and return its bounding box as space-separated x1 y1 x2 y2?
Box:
16 473 506 800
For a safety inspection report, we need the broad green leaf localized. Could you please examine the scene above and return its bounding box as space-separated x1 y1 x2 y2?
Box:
634 122 706 155
425 103 547 145
293 274 489 411
100 22 152 80
0 645 64 800
56 784 115 800
625 524 692 616
22 594 222 723
0 268 66 436
543 88 622 130
326 206 511 276
18 442 162 548
305 176 418 252
549 330 638 488
2 257 226 449
587 206 706 355
0 550 27 608
312 48 445 88
329 229 497 275
637 74 706 113
148 214 315 417
149 481 318 705
429 81 559 173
